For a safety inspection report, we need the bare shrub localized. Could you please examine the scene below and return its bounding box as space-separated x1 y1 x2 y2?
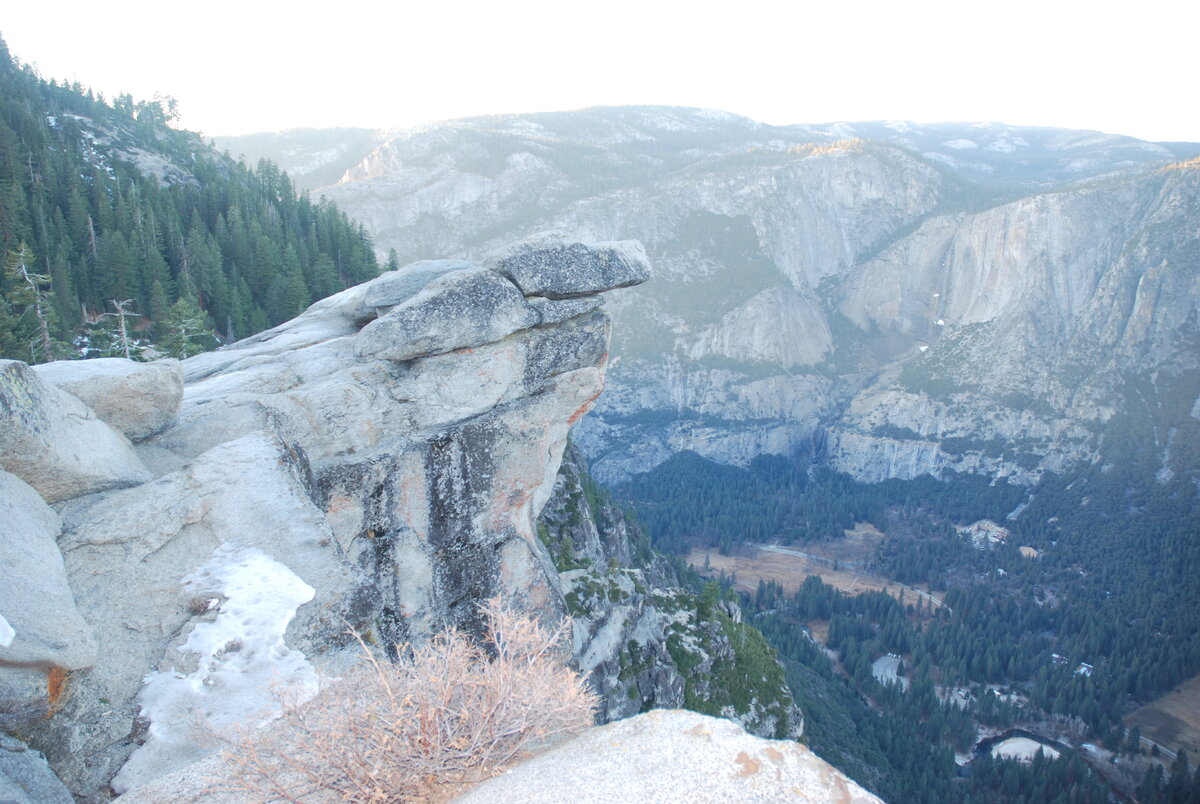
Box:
223 598 597 802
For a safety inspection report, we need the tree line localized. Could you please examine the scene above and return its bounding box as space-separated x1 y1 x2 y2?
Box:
0 36 379 362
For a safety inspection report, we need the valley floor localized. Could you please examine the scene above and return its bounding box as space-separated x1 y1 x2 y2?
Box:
1125 671 1200 763
686 526 944 609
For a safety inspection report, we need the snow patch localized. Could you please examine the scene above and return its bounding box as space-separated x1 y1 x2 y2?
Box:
943 138 978 150
111 544 318 794
992 736 1060 762
922 151 959 168
642 113 695 132
692 108 747 123
0 613 14 648
284 146 347 175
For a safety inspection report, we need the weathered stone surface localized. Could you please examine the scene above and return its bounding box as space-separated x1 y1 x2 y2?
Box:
106 752 251 804
527 294 605 325
314 365 602 644
491 234 651 299
0 360 150 502
16 237 645 799
454 709 880 803
148 311 609 471
358 259 472 318
0 470 97 731
30 434 353 797
0 735 73 804
354 267 537 362
33 357 184 440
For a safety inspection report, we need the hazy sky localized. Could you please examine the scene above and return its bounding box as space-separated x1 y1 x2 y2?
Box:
4 0 1197 142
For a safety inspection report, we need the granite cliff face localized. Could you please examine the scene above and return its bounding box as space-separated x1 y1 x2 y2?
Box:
231 109 1200 486
537 445 803 740
1 239 653 799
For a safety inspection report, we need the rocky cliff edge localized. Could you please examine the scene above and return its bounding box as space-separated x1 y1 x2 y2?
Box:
1 236 648 799
0 236 859 804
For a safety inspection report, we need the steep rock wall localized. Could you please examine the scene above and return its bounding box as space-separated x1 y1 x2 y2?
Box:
537 446 803 740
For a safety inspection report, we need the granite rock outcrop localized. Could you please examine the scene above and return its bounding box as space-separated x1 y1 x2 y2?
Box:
1 239 647 799
454 709 878 804
0 360 150 503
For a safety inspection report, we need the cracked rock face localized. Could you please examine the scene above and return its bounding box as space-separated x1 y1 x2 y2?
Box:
1 239 647 800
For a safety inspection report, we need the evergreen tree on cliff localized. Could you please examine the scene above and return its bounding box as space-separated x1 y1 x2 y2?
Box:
0 35 379 361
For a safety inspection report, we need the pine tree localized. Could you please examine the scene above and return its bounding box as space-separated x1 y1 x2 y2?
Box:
0 36 378 358
158 296 216 359
101 298 142 360
4 243 68 362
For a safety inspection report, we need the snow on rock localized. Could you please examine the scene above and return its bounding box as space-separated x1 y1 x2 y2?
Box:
0 616 13 649
111 544 317 795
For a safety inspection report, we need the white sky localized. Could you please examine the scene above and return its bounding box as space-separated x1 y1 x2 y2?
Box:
4 0 1198 142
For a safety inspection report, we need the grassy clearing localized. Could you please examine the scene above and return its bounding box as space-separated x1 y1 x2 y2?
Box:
1125 671 1200 760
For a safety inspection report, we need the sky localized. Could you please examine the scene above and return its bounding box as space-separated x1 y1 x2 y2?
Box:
4 0 1198 142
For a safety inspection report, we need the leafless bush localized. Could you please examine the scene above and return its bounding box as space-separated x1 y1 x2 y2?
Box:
223 598 597 802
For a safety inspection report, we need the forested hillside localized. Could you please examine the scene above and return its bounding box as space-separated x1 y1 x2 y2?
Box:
0 37 378 362
619 371 1200 802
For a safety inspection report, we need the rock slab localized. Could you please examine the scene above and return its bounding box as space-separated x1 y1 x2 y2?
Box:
0 360 150 502
0 735 72 804
453 709 880 803
354 266 537 362
0 471 97 730
491 235 652 299
33 357 183 441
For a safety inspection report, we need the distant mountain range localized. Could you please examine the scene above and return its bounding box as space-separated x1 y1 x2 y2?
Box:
218 108 1200 488
216 109 1199 193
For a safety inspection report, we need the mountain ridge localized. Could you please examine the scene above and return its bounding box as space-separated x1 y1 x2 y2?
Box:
225 106 1198 488
216 107 1199 195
